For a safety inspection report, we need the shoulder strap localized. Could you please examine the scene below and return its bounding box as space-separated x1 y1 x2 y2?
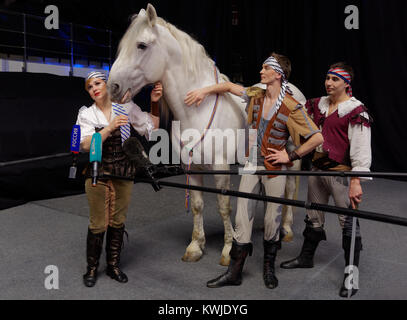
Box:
246 86 266 99
247 88 265 125
283 94 302 112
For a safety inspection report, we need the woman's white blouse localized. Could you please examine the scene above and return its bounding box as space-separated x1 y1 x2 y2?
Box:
76 101 155 143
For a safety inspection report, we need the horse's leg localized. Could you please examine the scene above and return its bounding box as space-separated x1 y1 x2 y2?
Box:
214 165 233 266
182 174 206 262
282 159 301 242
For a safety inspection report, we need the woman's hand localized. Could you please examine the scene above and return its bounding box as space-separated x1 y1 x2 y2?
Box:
184 88 209 107
266 148 290 165
349 178 363 209
79 115 129 152
108 115 129 131
151 82 163 103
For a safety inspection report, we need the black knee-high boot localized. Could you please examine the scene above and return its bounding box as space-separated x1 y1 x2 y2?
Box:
207 240 253 288
263 240 281 289
280 225 326 269
339 235 362 298
106 225 128 283
83 229 105 287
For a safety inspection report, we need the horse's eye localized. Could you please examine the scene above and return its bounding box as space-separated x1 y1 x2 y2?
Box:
137 43 147 50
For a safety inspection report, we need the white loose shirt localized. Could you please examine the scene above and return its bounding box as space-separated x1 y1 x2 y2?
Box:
76 101 155 145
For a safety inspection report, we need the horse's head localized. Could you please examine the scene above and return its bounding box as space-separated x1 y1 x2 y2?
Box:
108 4 179 103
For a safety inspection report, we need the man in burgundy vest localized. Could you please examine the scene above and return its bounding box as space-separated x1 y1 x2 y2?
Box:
280 62 372 298
185 53 323 290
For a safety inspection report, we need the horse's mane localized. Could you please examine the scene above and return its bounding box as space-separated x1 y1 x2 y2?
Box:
155 18 214 80
118 14 215 81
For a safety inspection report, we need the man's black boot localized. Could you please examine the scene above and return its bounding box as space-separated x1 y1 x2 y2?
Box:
280 226 326 269
263 240 281 289
207 240 253 288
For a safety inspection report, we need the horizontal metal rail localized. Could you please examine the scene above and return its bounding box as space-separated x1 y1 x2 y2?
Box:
0 44 22 50
133 178 407 228
0 150 405 227
184 169 407 181
0 8 111 33
0 28 111 48
0 45 110 62
1 152 406 181
0 153 72 168
0 27 23 34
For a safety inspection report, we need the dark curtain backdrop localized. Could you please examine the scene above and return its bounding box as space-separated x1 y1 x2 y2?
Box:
232 0 407 173
0 72 156 209
0 73 91 209
1 0 406 173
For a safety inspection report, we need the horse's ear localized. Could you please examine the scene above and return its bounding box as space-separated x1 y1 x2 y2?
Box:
146 3 157 27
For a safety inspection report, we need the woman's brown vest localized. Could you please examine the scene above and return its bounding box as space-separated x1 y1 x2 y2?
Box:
85 128 137 179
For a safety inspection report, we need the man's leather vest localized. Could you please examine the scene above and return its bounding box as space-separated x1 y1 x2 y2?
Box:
306 97 371 167
247 88 301 177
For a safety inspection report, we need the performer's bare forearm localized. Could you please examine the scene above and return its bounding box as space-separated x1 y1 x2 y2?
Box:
295 132 324 158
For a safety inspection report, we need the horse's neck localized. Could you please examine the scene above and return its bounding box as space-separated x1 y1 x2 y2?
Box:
161 65 216 124
160 67 187 120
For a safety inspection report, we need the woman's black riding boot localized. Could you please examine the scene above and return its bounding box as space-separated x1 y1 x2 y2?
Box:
83 229 105 287
106 225 128 283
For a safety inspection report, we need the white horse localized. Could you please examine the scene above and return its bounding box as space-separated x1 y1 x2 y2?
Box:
108 4 301 265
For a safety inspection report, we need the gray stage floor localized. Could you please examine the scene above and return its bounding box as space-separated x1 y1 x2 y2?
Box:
0 174 406 300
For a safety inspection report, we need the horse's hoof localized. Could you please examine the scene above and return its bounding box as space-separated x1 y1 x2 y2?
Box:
182 251 203 263
219 255 230 266
282 229 294 242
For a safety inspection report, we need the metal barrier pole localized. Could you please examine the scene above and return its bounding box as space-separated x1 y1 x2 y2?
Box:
0 153 72 168
108 29 112 69
348 214 358 298
153 179 407 227
184 169 407 181
69 23 74 77
22 13 27 72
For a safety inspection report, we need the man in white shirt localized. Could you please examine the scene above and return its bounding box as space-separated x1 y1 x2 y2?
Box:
280 62 372 298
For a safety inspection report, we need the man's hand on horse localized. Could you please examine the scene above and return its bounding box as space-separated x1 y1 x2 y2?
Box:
151 82 163 103
266 148 290 165
184 88 209 107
